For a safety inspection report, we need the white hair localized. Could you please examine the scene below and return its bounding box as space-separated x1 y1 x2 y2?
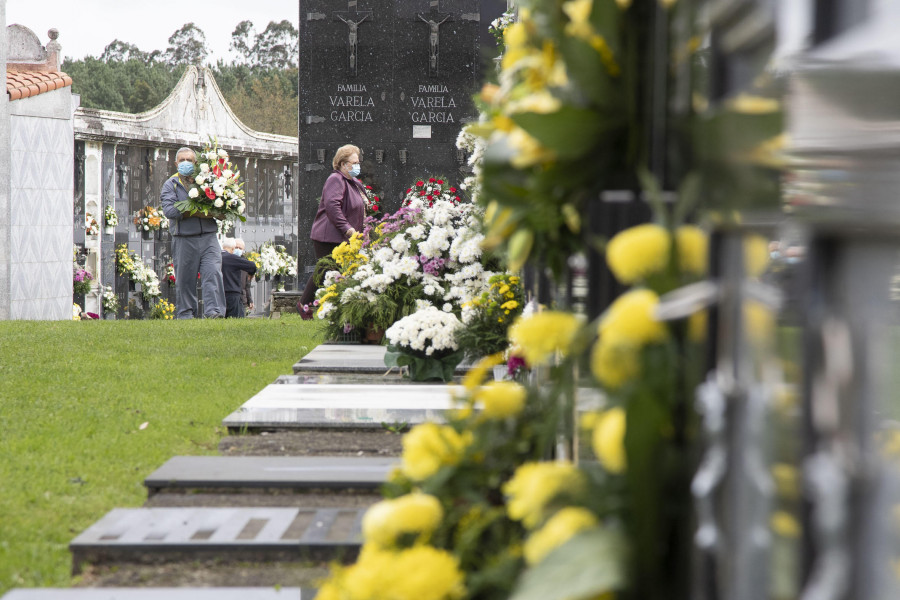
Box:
221 237 236 251
234 238 245 249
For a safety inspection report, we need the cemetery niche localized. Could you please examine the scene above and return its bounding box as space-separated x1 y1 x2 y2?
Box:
297 0 506 277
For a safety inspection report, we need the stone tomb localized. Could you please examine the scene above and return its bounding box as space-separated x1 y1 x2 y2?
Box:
1 590 310 600
69 507 364 571
222 383 463 430
297 0 507 272
145 456 397 494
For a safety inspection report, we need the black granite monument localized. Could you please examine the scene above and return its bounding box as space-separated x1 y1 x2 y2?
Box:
297 0 505 273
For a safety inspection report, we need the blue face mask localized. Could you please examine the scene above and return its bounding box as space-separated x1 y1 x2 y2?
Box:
349 164 361 177
233 248 244 257
178 161 194 176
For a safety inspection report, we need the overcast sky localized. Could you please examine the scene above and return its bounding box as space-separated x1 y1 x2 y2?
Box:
5 0 298 63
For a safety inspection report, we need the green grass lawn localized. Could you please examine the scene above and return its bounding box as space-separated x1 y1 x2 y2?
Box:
0 316 325 594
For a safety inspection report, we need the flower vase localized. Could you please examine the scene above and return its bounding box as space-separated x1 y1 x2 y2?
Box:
104 226 114 236
264 273 271 282
493 365 507 381
361 326 385 345
141 229 151 241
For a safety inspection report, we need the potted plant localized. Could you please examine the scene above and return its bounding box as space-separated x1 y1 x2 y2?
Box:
456 273 525 377
73 267 93 296
101 285 119 319
84 213 100 238
384 306 464 382
133 206 167 240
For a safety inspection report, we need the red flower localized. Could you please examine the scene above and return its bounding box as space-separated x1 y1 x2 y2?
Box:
454 196 461 202
419 191 426 196
374 196 380 201
365 185 373 190
416 181 424 187
205 187 216 200
428 202 433 207
429 178 436 183
372 205 379 211
427 195 433 201
449 187 457 192
437 179 444 184
407 188 412 193
212 165 222 177
218 158 225 165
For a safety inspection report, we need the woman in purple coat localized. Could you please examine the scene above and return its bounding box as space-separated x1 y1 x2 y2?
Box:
298 144 367 318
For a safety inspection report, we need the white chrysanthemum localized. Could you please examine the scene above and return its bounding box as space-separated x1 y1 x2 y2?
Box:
407 225 426 240
373 247 396 265
385 306 462 356
390 234 411 254
217 149 228 158
322 270 342 287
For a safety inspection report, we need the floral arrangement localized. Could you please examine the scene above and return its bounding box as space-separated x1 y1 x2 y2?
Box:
488 7 516 46
73 267 93 296
314 183 490 341
72 303 82 320
174 137 246 226
133 206 168 232
401 176 463 208
101 285 119 313
256 243 297 291
362 182 382 217
114 244 161 300
149 299 175 320
84 213 100 237
456 273 525 360
245 250 263 280
384 306 464 381
104 205 118 228
164 262 176 285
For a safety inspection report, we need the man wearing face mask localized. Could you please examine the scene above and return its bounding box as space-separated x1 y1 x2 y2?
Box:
297 144 367 318
160 147 226 319
220 237 257 318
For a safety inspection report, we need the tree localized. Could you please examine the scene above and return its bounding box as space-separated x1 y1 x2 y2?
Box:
253 20 298 70
100 40 148 63
163 23 208 66
230 20 255 66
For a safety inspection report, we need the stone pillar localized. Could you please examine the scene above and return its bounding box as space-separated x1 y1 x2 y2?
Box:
0 0 10 320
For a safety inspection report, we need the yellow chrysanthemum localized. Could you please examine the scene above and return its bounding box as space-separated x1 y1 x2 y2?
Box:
402 423 473 481
509 311 582 366
462 352 505 391
388 546 467 600
590 337 639 389
771 463 800 500
687 310 707 343
606 224 671 284
503 461 584 528
362 493 443 547
600 289 668 347
771 510 801 538
476 381 527 420
676 225 708 276
508 91 562 114
592 408 626 474
524 507 599 565
744 300 775 347
506 127 556 168
562 0 593 39
744 234 770 277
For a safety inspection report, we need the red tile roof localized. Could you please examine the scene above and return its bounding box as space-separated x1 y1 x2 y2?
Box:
6 70 72 101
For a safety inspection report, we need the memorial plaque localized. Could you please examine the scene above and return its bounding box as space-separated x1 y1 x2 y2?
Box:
297 0 506 270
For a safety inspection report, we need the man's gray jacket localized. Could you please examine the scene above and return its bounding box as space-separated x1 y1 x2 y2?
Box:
160 175 219 236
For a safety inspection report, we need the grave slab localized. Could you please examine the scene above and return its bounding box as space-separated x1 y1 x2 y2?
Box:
1 589 311 600
145 456 398 493
222 383 464 430
291 344 470 376
71 507 363 572
222 383 606 431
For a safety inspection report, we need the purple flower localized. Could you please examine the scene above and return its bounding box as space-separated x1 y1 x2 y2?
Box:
343 323 355 333
508 355 527 376
85 312 100 320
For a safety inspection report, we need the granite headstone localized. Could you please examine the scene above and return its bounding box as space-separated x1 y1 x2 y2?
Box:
297 0 506 271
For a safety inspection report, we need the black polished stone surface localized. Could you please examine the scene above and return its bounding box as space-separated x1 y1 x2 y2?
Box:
297 0 506 269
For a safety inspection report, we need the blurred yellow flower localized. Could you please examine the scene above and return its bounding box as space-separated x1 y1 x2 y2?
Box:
505 127 556 168
687 310 707 343
590 337 639 389
524 507 599 565
744 234 770 277
462 352 505 391
362 493 443 547
676 225 708 275
402 423 473 481
600 289 668 347
744 300 775 347
327 543 466 600
509 311 582 366
504 461 584 528
616 0 632 8
771 510 801 538
562 0 593 39
508 91 562 114
606 224 671 284
771 463 800 500
592 407 627 473
476 381 527 419
730 93 780 114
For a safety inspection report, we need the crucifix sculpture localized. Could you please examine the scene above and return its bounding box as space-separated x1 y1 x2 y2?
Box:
336 13 370 75
417 13 450 76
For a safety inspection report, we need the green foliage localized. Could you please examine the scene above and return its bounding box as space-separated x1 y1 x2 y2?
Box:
384 346 464 382
63 57 186 113
0 317 324 594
